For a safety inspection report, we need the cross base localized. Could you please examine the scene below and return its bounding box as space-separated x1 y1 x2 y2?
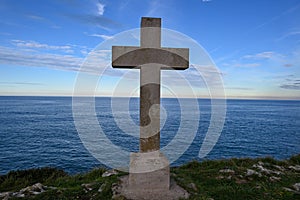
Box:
129 151 170 191
113 151 189 200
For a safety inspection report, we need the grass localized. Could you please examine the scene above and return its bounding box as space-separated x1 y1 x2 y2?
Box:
0 155 299 200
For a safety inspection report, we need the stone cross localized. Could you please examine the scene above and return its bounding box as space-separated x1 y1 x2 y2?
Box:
112 17 189 153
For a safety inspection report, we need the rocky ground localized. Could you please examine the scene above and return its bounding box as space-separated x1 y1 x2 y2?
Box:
0 155 299 200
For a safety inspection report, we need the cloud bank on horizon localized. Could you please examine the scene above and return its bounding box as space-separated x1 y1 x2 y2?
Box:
0 0 299 99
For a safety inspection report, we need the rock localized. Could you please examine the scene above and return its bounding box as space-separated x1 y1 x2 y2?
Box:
98 183 106 193
273 165 285 171
102 169 118 177
0 192 11 199
246 169 261 177
111 182 121 196
219 169 235 174
14 192 25 197
20 182 45 194
216 175 224 180
289 165 300 171
253 164 281 175
0 183 57 198
283 187 294 192
256 185 261 189
258 161 264 166
187 183 198 191
293 183 300 191
283 187 300 194
269 176 281 182
81 183 95 191
3 195 9 200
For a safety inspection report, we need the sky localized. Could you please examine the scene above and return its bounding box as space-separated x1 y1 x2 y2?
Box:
0 0 300 99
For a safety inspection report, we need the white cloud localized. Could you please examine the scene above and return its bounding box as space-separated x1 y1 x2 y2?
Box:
11 40 72 52
96 2 105 15
277 31 300 41
0 45 112 74
88 33 114 40
243 51 275 59
224 62 261 67
27 15 45 20
0 46 82 71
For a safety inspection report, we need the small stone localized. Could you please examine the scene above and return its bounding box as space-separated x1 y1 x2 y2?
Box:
283 187 293 192
258 161 264 166
31 191 41 195
227 175 232 180
219 169 235 174
102 169 118 177
283 187 300 194
98 183 106 193
273 165 285 171
256 185 261 189
252 164 281 175
216 175 224 180
34 183 44 190
289 165 300 171
293 183 300 191
3 195 9 200
269 176 281 182
187 183 197 191
15 193 25 197
246 169 261 177
0 192 11 198
81 183 95 191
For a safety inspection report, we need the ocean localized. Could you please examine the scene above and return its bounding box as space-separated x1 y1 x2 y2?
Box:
0 96 299 175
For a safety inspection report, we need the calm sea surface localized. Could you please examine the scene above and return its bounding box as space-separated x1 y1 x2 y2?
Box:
0 96 299 175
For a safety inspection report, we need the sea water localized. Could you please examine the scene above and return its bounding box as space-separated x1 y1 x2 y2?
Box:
0 96 299 174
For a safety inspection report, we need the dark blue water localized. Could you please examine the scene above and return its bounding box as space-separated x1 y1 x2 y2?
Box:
0 96 299 175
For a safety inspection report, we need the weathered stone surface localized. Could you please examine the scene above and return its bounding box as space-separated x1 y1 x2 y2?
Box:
112 47 189 70
129 151 169 191
116 176 189 200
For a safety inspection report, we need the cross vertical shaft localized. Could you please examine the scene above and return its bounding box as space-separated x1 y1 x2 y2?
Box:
140 17 161 152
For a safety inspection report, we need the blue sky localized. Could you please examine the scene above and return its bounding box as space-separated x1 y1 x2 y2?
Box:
0 0 299 99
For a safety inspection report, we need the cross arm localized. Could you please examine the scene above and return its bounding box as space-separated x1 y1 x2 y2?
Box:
112 46 189 70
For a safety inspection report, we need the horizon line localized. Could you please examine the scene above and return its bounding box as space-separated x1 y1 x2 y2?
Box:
0 95 299 101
